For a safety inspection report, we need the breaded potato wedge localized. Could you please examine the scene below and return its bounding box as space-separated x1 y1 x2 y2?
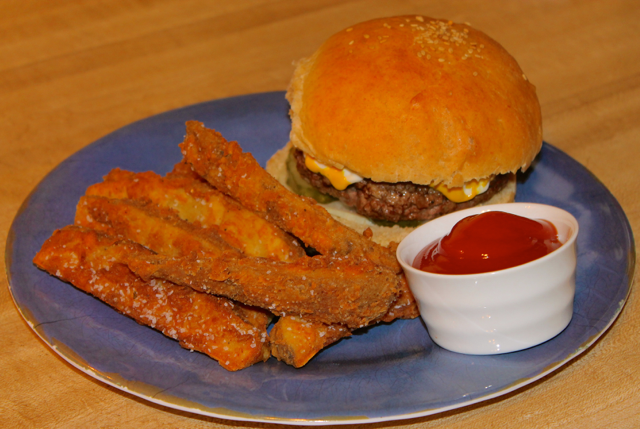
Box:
125 251 400 329
166 159 208 182
382 270 421 321
33 226 270 371
82 178 342 365
82 172 355 365
85 168 304 262
179 121 401 272
75 195 240 258
270 316 351 368
178 122 419 330
75 194 273 330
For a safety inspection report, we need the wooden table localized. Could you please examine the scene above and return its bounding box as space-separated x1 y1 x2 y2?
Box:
2 1 639 427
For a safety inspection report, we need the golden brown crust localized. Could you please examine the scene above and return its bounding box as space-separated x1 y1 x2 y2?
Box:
75 195 241 258
270 316 351 368
86 168 305 261
33 226 270 371
287 15 542 187
180 120 401 273
125 251 400 329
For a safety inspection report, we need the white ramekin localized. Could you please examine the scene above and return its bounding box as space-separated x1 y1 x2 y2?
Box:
396 203 579 355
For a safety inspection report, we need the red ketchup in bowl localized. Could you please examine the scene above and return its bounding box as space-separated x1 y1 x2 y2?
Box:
412 211 563 275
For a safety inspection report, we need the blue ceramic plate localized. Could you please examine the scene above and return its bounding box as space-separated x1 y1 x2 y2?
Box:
6 92 635 425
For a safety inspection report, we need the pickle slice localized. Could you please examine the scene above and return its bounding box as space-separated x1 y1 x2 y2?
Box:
286 149 337 204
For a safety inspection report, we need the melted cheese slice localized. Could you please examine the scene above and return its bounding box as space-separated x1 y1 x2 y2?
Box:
305 155 363 191
435 178 490 203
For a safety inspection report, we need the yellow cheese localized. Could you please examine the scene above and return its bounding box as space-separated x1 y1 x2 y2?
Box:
305 155 363 191
435 178 490 203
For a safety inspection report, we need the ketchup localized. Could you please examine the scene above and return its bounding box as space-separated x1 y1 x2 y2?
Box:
412 211 562 275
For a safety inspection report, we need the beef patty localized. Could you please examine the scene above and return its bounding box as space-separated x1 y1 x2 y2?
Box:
293 149 510 222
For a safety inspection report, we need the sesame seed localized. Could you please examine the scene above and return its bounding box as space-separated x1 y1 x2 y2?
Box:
416 16 424 22
413 19 470 62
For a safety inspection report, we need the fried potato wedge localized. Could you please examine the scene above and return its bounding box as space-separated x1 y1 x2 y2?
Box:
75 194 274 330
85 168 304 262
125 251 400 329
82 171 369 365
380 256 421 321
177 121 419 362
75 195 240 258
83 183 353 366
179 121 400 272
179 122 419 323
35 122 417 370
33 226 270 371
270 316 351 368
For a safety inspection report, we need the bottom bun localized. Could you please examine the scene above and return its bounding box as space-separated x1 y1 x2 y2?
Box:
266 142 516 246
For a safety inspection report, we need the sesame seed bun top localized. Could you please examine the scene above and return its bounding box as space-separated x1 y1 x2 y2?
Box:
286 16 542 187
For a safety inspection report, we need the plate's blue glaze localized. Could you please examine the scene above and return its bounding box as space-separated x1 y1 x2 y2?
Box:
6 92 635 424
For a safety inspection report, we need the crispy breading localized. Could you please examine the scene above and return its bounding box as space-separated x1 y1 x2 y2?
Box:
32 226 270 371
267 277 417 365
75 195 240 258
85 168 305 262
82 172 380 363
125 251 400 329
383 242 421 321
179 121 401 272
86 173 345 366
75 194 274 329
380 274 420 321
36 122 418 370
178 121 419 360
179 122 419 322
231 304 272 332
166 159 209 182
76 191 392 332
270 316 351 368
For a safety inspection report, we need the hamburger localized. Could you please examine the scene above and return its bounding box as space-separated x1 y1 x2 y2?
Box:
267 15 542 245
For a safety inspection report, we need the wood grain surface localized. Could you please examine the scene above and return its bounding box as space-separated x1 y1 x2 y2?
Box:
2 1 639 428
